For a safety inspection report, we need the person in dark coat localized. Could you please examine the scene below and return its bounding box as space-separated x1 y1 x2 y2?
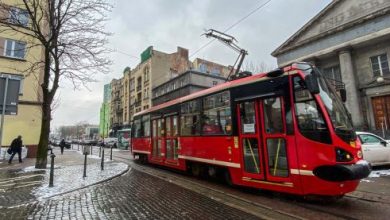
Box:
60 139 66 155
8 135 23 164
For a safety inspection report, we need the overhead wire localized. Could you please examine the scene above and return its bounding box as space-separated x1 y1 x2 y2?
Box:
189 0 273 58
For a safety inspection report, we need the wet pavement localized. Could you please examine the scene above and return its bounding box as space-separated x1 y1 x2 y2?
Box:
0 146 128 207
1 145 390 219
0 146 259 219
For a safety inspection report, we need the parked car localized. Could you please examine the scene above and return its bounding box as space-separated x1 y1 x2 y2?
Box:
64 141 71 149
357 131 390 166
82 139 98 146
104 137 118 148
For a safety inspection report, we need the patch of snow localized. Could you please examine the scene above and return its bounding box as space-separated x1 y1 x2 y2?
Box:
22 166 47 172
357 160 370 165
360 179 373 183
31 162 128 200
87 155 101 160
368 169 390 178
112 149 130 152
0 147 28 161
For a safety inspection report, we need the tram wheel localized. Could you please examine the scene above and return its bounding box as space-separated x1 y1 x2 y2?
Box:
191 164 201 177
224 169 233 186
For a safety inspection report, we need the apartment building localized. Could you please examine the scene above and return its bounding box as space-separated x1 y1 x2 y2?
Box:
107 46 231 132
120 46 190 128
152 70 227 106
0 0 44 157
99 84 111 138
110 78 123 133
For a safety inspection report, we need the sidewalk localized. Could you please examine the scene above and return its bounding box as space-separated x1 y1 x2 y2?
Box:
0 146 129 208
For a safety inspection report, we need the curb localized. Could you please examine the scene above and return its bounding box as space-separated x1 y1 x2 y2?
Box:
1 161 131 209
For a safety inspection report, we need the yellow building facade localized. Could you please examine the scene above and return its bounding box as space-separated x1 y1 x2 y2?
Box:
0 0 44 156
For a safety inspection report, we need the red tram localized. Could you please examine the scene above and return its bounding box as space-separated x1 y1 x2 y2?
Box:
131 63 371 196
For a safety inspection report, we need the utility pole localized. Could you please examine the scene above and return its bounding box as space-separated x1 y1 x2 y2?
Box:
204 29 250 81
0 76 9 149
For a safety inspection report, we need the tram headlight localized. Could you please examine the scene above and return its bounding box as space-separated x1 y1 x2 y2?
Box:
357 150 363 159
335 148 354 162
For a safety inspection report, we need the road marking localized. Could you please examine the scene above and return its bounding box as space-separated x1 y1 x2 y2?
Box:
0 174 45 184
0 180 43 187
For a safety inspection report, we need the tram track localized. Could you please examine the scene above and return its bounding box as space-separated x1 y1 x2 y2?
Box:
113 155 302 220
112 154 389 220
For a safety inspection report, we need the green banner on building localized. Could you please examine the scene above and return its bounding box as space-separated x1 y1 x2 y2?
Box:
140 46 153 63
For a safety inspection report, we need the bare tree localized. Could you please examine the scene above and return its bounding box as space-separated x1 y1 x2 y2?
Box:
243 61 274 74
0 0 112 168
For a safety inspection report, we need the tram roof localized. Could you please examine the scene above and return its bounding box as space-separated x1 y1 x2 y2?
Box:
134 64 302 118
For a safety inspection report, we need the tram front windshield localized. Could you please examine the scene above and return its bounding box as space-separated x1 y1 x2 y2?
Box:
315 68 356 142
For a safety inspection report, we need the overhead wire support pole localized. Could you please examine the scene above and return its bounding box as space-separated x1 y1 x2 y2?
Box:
204 29 248 81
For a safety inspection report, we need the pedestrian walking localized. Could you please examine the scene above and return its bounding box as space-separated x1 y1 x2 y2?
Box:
8 135 23 164
60 139 66 155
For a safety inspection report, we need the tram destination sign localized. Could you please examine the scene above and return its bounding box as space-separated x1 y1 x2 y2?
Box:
0 74 21 115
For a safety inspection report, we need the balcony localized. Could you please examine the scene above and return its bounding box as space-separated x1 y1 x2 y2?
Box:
114 104 122 113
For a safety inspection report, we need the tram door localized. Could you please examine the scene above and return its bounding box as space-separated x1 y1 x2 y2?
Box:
151 118 163 161
164 115 179 162
238 97 289 182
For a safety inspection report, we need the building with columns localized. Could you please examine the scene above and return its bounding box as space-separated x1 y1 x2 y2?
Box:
272 0 390 135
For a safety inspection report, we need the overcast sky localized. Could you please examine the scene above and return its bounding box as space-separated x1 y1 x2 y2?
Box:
51 0 332 128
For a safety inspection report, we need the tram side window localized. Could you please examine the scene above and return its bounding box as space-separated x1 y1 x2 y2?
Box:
133 118 142 138
293 77 331 144
142 115 150 137
240 102 256 134
263 97 283 134
202 91 232 135
180 100 201 136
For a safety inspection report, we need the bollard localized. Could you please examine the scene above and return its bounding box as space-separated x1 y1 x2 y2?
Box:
49 154 56 187
110 145 113 161
101 148 104 170
83 152 87 178
99 146 101 157
77 144 80 151
90 145 93 155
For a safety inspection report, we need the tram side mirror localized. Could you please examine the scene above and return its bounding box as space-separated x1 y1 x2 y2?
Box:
305 74 320 94
340 88 347 102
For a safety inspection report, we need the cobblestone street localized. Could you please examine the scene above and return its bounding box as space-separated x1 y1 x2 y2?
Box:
0 168 258 219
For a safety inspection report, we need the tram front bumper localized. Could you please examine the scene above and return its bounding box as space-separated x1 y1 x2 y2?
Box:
313 160 371 182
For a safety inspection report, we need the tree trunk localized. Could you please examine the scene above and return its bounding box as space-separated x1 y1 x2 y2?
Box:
35 105 50 169
35 48 52 169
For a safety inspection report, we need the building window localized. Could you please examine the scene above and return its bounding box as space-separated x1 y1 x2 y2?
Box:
370 54 389 77
144 88 149 99
144 66 149 82
136 77 142 91
130 78 135 91
212 81 218 86
4 39 26 59
199 64 207 73
322 65 342 82
9 7 29 27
